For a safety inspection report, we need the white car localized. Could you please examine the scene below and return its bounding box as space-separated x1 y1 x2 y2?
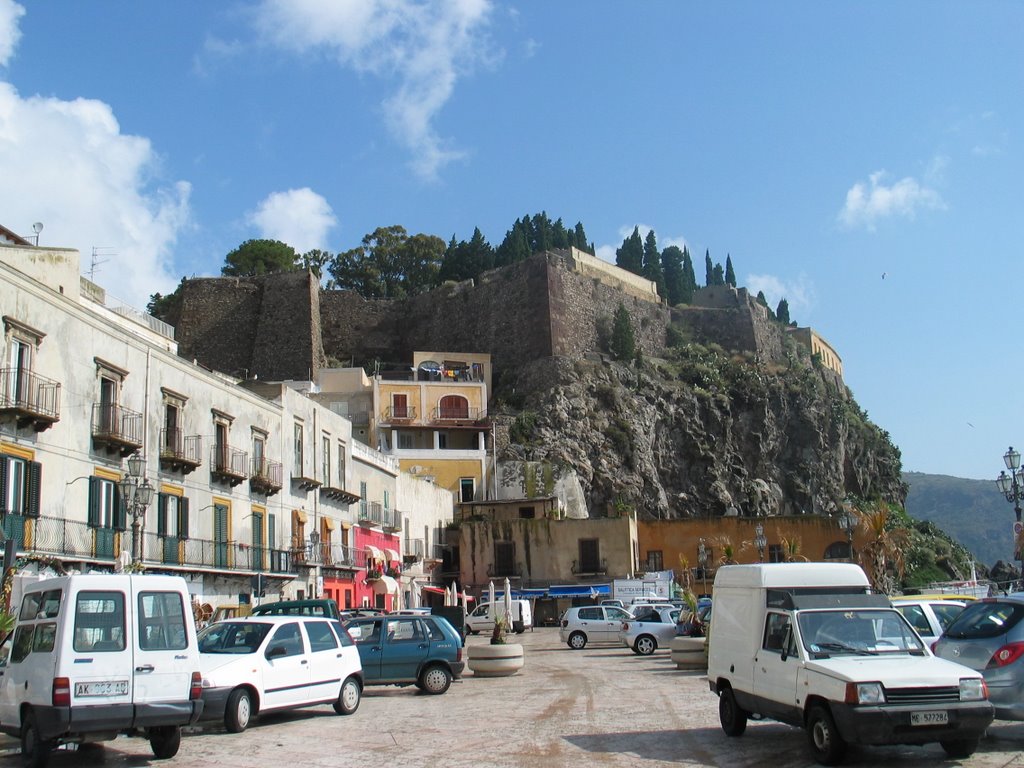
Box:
197 616 363 732
891 596 969 645
617 604 680 655
465 600 533 634
559 605 634 649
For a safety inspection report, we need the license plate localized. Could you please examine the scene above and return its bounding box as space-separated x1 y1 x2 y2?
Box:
75 680 128 697
911 710 948 726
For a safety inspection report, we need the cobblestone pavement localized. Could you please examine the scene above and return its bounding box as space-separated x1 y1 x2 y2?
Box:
2 627 1024 768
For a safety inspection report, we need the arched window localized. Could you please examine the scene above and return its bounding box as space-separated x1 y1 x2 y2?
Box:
823 541 852 560
438 395 469 420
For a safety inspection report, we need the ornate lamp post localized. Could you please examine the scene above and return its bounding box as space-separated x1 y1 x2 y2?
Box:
119 453 154 565
754 522 767 563
837 510 857 562
996 446 1024 588
697 538 708 595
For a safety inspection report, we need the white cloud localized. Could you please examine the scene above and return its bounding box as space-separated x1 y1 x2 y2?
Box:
746 273 815 318
247 188 336 253
0 82 190 304
838 170 945 231
0 0 24 67
253 0 496 181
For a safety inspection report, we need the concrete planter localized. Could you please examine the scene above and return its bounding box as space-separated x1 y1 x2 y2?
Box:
670 636 707 670
468 642 525 677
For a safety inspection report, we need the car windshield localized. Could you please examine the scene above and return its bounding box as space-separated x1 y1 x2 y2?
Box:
944 600 1024 640
198 621 272 654
797 609 925 657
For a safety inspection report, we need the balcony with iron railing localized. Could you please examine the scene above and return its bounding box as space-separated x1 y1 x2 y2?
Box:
158 428 202 474
487 561 524 578
404 538 425 562
379 404 417 425
430 404 487 425
358 501 384 527
1 513 293 575
0 368 61 431
210 445 248 486
91 402 143 456
571 558 608 576
250 456 283 496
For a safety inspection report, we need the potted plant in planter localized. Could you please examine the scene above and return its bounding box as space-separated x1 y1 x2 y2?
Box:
468 612 525 677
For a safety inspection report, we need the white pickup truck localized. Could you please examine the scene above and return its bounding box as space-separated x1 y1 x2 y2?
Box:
707 563 993 765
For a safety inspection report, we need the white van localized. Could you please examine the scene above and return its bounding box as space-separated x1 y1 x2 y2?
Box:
0 574 203 767
707 563 993 764
465 600 533 634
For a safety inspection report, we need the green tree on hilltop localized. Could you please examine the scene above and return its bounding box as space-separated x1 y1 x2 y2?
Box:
661 245 684 306
495 217 531 267
712 263 725 286
616 227 644 275
222 239 299 276
328 225 443 298
725 254 736 287
704 250 714 287
439 227 494 283
681 247 697 303
776 298 791 325
642 230 665 299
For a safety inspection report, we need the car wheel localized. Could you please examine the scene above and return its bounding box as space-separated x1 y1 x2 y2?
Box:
21 710 51 768
718 686 747 737
941 738 980 759
420 665 452 695
568 631 587 650
148 726 181 759
333 676 361 715
806 704 846 765
467 628 478 635
225 687 254 733
634 635 657 655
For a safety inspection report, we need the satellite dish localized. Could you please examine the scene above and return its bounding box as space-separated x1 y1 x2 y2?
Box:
31 222 43 234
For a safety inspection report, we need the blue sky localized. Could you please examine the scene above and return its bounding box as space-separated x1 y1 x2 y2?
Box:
1 1 1021 482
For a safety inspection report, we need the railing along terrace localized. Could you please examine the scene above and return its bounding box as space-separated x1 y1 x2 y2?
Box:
211 445 248 477
382 404 417 421
359 501 384 526
0 368 61 420
251 456 283 485
431 405 486 422
159 428 202 464
91 403 143 443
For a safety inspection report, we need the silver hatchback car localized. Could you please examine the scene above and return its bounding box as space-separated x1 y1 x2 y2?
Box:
933 594 1024 720
617 604 680 655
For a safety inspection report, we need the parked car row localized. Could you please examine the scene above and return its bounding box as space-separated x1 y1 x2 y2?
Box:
558 602 686 654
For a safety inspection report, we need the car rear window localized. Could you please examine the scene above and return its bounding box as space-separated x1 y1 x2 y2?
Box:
945 601 1024 639
932 603 966 631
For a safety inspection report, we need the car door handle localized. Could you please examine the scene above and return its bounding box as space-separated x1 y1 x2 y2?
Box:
135 665 154 673
301 660 308 665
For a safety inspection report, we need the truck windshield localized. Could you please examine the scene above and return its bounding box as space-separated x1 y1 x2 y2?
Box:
798 609 925 658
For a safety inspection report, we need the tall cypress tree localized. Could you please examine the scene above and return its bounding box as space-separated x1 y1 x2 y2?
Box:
616 227 644 274
642 230 666 299
530 211 553 253
573 222 590 254
704 250 714 287
610 303 636 361
681 247 697 303
551 218 569 249
725 254 736 287
661 245 684 306
777 298 791 325
712 263 725 285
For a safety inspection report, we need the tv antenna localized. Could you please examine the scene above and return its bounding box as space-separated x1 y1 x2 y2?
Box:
89 247 116 281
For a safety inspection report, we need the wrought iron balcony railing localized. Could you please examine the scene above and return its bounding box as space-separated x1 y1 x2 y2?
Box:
250 456 283 496
0 368 61 430
381 404 417 423
159 428 202 473
571 558 608 576
91 403 143 456
430 405 487 424
211 445 248 486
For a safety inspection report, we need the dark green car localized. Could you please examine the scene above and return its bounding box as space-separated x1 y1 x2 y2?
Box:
343 615 464 695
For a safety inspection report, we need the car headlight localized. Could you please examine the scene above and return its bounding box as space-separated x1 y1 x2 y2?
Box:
959 678 987 702
845 682 885 705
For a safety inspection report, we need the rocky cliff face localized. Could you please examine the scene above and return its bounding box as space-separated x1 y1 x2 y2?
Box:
497 344 905 521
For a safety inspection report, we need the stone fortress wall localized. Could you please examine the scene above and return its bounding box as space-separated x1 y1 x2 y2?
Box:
173 249 825 385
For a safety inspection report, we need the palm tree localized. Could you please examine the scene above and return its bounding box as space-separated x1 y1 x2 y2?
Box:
775 529 809 562
856 501 910 595
714 535 748 565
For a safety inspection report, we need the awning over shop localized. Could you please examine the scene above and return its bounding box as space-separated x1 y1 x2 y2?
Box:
293 509 308 524
364 545 383 561
385 548 400 563
421 585 474 602
372 575 400 595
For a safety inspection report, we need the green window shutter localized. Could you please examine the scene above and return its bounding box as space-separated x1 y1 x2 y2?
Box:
113 484 127 531
179 497 190 539
26 461 41 517
157 494 167 536
87 477 100 527
0 458 8 515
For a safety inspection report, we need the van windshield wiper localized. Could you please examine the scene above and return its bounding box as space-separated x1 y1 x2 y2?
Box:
814 641 877 657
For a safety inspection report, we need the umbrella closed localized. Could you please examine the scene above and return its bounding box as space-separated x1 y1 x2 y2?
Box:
488 581 496 622
504 577 513 629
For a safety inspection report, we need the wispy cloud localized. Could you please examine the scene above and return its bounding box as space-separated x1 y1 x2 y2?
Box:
253 0 497 181
595 223 689 264
0 0 24 67
746 273 815 318
247 188 336 253
838 170 945 231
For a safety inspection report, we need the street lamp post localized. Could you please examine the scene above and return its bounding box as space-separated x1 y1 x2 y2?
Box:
995 446 1024 589
697 538 708 596
838 510 857 562
754 522 767 563
119 453 154 566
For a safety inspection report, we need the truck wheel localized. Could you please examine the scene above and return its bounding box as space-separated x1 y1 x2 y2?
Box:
225 688 254 732
718 687 748 737
634 635 657 655
940 738 980 759
420 665 452 695
333 675 361 715
806 704 846 765
21 710 52 768
148 726 181 759
568 631 588 650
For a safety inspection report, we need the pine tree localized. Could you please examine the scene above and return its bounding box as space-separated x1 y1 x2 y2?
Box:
616 227 644 274
661 245 685 306
756 290 768 306
681 247 697 303
611 303 636 361
551 218 569 249
530 211 553 253
777 298 791 325
573 222 590 254
725 254 736 287
704 250 714 287
494 218 531 267
642 230 666 299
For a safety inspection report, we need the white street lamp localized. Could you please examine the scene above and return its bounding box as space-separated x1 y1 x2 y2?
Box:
120 453 154 565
